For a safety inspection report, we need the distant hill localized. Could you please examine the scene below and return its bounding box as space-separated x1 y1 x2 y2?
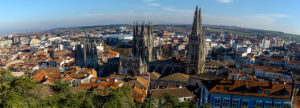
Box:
43 24 300 42
204 25 300 42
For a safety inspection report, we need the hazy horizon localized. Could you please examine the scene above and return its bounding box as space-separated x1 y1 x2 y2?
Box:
1 23 297 36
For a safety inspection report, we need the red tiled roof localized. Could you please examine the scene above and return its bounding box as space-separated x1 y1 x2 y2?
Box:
202 79 293 99
255 66 281 72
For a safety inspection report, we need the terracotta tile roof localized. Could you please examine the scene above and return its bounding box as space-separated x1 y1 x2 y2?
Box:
97 84 105 89
265 57 285 62
80 77 124 90
288 61 300 65
33 67 96 84
140 72 150 76
32 70 49 82
68 74 87 79
150 88 194 98
125 76 149 89
160 73 189 83
206 60 223 67
150 72 161 80
255 66 282 72
136 77 149 88
61 75 73 81
132 87 147 103
79 83 99 88
202 79 293 99
133 87 147 96
110 85 117 89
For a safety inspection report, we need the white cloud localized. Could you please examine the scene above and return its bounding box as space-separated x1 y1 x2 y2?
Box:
142 0 155 2
79 13 105 17
272 14 291 18
148 3 160 7
162 6 193 15
202 13 298 34
216 0 233 3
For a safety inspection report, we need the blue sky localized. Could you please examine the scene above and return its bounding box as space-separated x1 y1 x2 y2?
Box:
0 0 299 34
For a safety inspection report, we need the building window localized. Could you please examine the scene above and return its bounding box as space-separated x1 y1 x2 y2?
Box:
242 100 248 107
283 103 290 108
232 99 240 108
214 98 221 107
255 101 263 108
186 98 191 101
216 87 220 90
264 90 270 94
264 102 272 108
258 90 262 94
274 102 281 108
224 87 229 91
222 98 230 108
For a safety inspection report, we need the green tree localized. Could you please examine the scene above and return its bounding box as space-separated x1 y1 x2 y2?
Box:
202 103 212 108
51 80 70 94
0 69 13 107
161 93 180 108
81 95 95 108
143 97 155 108
101 86 135 108
0 69 40 108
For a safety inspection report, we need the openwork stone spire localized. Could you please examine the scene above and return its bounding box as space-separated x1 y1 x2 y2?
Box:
191 5 200 38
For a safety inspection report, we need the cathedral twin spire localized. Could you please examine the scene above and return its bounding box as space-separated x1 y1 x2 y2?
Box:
132 21 153 62
133 21 153 38
185 5 206 75
191 5 203 40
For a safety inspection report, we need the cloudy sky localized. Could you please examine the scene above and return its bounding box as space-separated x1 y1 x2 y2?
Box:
0 0 299 34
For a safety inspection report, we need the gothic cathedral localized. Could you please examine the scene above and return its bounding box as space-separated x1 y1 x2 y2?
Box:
118 6 206 76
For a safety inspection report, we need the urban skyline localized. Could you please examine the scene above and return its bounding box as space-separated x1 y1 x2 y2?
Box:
1 1 300 108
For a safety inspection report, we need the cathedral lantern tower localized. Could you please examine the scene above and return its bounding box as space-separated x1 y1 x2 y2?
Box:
185 6 207 75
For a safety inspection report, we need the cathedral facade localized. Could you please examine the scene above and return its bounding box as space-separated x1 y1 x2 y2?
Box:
75 39 98 69
118 22 153 76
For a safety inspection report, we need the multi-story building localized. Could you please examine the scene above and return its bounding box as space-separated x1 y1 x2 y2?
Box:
198 79 293 108
0 40 12 48
254 66 292 80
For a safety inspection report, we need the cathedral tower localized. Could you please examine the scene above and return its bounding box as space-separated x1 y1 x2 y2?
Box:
118 21 153 76
132 21 154 62
185 6 206 75
147 21 154 62
75 37 98 69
